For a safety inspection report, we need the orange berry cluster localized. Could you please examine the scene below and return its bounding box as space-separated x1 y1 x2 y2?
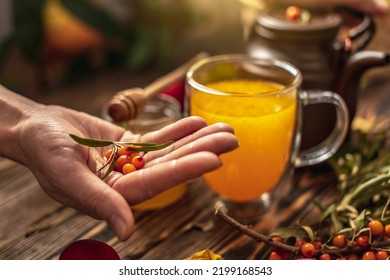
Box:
104 146 145 175
328 220 390 260
269 220 390 260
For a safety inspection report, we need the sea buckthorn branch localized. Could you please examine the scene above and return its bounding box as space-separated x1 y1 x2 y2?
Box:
214 128 390 259
69 134 173 179
214 204 299 256
215 202 390 259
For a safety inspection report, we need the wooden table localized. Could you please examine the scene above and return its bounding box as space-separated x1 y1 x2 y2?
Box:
0 12 389 261
0 155 339 260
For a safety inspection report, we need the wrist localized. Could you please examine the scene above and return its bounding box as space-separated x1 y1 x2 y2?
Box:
0 85 43 163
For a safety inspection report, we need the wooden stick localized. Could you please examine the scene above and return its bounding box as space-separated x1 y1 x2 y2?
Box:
108 52 209 122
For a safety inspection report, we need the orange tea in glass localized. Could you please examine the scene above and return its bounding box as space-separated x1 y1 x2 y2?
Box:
186 55 349 218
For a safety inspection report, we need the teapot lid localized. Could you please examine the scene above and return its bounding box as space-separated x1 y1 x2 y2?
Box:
255 6 342 42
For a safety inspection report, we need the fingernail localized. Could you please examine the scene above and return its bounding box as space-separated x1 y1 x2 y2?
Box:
110 215 127 241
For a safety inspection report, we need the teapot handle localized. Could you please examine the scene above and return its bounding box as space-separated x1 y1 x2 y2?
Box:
343 9 376 52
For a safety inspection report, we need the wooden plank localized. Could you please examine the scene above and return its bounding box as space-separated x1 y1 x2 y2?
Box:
0 160 62 239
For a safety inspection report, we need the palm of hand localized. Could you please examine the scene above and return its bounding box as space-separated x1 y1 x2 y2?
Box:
19 105 238 240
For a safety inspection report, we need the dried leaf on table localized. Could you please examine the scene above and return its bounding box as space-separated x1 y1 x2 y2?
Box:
185 249 223 260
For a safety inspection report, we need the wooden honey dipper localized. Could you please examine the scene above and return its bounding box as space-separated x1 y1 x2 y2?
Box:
108 52 209 122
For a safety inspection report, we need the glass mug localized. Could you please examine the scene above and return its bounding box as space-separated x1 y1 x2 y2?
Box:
185 54 349 219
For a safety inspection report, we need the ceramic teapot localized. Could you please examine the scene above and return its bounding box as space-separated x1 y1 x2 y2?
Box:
246 6 390 149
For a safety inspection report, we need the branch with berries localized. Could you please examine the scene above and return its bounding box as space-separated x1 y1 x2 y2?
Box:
215 204 390 260
216 128 390 260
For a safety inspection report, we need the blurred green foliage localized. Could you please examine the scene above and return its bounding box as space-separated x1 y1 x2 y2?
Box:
0 0 205 89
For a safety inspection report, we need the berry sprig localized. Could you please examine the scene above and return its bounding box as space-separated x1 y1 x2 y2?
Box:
215 127 390 260
69 134 173 179
215 206 390 260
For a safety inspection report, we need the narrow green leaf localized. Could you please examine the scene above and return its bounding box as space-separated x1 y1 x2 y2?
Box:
350 209 368 231
118 141 174 152
101 154 117 180
69 134 113 147
116 142 159 147
270 226 309 241
330 210 343 234
321 204 336 222
301 226 314 241
341 174 390 207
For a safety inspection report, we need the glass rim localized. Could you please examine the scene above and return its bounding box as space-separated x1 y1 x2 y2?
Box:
186 54 302 97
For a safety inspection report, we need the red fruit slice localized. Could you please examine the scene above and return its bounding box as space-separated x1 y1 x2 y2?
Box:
59 239 120 260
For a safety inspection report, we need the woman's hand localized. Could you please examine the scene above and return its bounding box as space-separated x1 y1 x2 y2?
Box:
2 89 238 241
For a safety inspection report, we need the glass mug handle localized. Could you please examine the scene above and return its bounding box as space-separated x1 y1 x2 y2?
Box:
295 90 349 167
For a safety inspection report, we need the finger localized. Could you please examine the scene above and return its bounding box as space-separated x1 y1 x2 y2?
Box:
144 121 235 162
113 151 222 205
145 131 239 167
141 116 208 143
60 163 135 241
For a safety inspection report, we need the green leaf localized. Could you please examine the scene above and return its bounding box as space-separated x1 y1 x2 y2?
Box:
301 226 315 241
321 204 336 222
100 150 118 180
270 226 309 241
341 174 390 207
122 141 174 152
350 209 368 231
60 0 123 38
336 227 354 239
69 134 113 147
330 209 343 234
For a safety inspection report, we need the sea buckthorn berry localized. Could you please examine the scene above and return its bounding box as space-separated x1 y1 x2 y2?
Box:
269 251 283 260
312 241 322 250
131 155 145 170
104 149 112 160
118 147 131 157
122 163 136 175
319 253 331 260
356 235 369 247
271 236 284 243
280 250 291 260
116 155 132 171
346 254 359 260
362 251 376 260
385 224 390 236
332 234 347 248
376 250 389 260
285 5 301 21
368 220 384 236
130 152 140 159
294 239 306 247
301 243 315 258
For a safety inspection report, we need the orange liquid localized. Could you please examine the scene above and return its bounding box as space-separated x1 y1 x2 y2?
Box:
190 79 296 201
131 182 187 211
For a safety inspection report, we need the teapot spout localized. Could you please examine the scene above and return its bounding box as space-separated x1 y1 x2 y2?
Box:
337 50 390 123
